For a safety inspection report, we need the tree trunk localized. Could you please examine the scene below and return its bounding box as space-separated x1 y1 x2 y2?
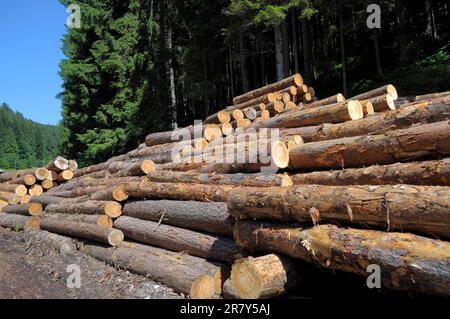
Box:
239 30 249 93
114 216 242 264
124 180 234 202
229 184 450 238
338 0 348 96
82 243 229 299
425 0 437 39
30 195 66 207
8 174 36 186
30 230 77 255
166 21 177 129
372 29 383 78
109 160 156 176
39 218 124 246
46 156 69 173
0 214 40 231
281 20 290 77
258 100 363 129
288 121 450 170
231 254 300 299
233 221 450 297
291 10 300 73
301 94 346 110
291 158 450 186
301 18 314 84
274 24 284 81
350 84 398 101
123 200 233 237
73 163 109 178
1 203 42 217
41 213 113 228
229 45 235 99
259 34 267 86
395 0 408 61
45 201 122 218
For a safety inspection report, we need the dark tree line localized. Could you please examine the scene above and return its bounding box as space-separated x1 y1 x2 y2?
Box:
59 0 450 165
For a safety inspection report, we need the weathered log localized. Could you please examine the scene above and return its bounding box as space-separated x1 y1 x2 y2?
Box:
45 201 122 218
222 279 240 299
415 91 450 102
290 158 450 186
68 160 78 172
82 242 229 299
228 185 450 238
47 185 114 198
123 200 233 237
30 195 66 207
146 171 293 187
145 125 206 147
28 185 43 196
0 184 27 196
258 100 363 129
29 230 77 255
8 174 36 186
114 216 242 264
0 214 40 231
41 213 113 228
109 160 156 176
233 74 303 105
39 218 123 246
56 170 74 183
0 200 8 211
233 221 450 297
47 156 69 173
124 180 235 202
231 254 300 299
35 168 50 181
1 203 43 216
48 176 141 192
0 191 20 204
360 94 396 113
288 121 450 170
351 84 398 101
73 163 109 178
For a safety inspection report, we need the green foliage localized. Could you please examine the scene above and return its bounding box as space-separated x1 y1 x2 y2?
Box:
0 103 60 170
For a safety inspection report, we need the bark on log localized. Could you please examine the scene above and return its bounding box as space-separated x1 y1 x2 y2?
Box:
0 200 8 211
41 213 113 228
123 200 233 237
288 121 450 170
290 158 450 186
108 160 156 176
233 221 450 297
82 242 230 299
1 203 42 216
351 84 398 101
258 100 363 129
124 180 236 202
0 214 40 231
30 195 66 207
68 160 78 172
48 176 141 192
72 163 109 178
145 125 207 147
415 91 450 102
146 171 293 187
360 94 396 113
0 184 27 196
228 185 450 238
45 201 122 218
39 218 124 246
222 279 240 299
231 254 300 299
114 216 242 264
29 230 77 255
56 170 74 183
233 74 303 105
8 174 36 186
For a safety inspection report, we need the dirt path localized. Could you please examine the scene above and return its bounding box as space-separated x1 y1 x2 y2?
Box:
0 227 182 299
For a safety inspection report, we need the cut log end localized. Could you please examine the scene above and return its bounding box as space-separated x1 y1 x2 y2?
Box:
97 215 113 228
387 84 398 100
232 109 244 121
274 101 284 113
25 217 41 231
113 186 129 202
231 259 264 299
20 195 31 205
348 100 364 120
196 138 210 150
204 125 223 142
190 275 216 299
105 202 122 218
365 102 375 115
107 229 124 246
337 93 346 102
281 174 294 187
41 180 55 190
24 174 36 186
58 170 74 182
260 110 270 120
29 203 43 216
16 185 27 197
222 123 233 136
28 185 43 197
272 141 290 169
218 111 231 124
141 160 156 174
35 168 49 181
0 200 8 211
386 94 396 110
293 74 303 87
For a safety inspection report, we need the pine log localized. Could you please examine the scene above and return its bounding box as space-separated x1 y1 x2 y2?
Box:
351 84 398 101
108 160 156 176
1 203 43 216
228 185 450 238
48 176 141 192
145 125 207 147
288 121 450 170
114 216 242 264
0 214 40 231
68 160 79 172
41 180 56 190
123 200 233 236
20 195 31 204
56 170 74 183
82 242 229 299
231 254 300 299
7 174 36 186
47 156 69 173
0 200 7 211
41 213 113 228
124 180 236 202
0 184 27 196
72 162 109 178
47 170 58 181
28 185 43 196
233 221 450 297
258 100 363 129
290 159 450 186
360 94 396 113
0 191 20 204
30 195 66 207
233 74 303 105
415 91 450 102
29 230 77 255
39 218 124 246
0 171 20 183
47 185 114 198
45 201 122 218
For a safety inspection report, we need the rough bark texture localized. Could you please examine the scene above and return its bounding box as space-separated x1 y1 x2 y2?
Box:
41 213 113 228
301 94 345 110
29 195 66 207
123 200 233 237
0 184 27 196
0 214 40 231
228 185 450 238
351 84 397 100
40 218 124 246
231 254 300 299
289 121 450 171
82 242 230 299
45 201 122 218
1 203 43 216
73 163 109 178
233 221 450 297
290 159 450 186
114 216 242 264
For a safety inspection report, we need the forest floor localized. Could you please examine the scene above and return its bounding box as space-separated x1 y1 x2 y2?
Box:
0 227 183 299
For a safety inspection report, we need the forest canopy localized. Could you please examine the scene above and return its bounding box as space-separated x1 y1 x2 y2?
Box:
59 0 450 166
0 103 60 170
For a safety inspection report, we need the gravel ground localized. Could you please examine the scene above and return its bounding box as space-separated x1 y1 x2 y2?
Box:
0 227 183 299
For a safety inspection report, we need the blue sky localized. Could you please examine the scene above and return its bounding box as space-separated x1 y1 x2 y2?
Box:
0 1 68 125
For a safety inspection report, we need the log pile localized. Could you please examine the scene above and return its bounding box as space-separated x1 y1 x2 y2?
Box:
1 74 449 299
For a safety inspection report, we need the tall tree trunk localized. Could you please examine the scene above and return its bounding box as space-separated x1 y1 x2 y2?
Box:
281 20 290 77
290 10 300 73
229 45 235 99
373 29 383 78
202 51 209 118
239 31 249 93
166 22 177 129
259 34 267 86
338 0 347 96
425 0 437 39
274 24 284 80
301 18 314 84
448 0 450 39
395 0 408 62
